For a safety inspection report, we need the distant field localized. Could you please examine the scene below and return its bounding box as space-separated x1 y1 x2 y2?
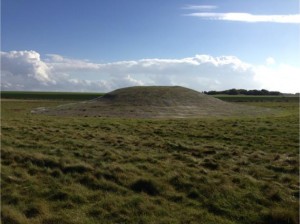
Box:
215 95 299 102
1 97 299 224
1 91 104 101
1 91 298 102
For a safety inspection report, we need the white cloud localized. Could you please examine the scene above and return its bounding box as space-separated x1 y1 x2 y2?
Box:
1 50 299 93
183 5 300 24
1 51 109 92
266 57 276 65
183 5 217 10
1 50 52 83
185 12 300 24
254 63 300 93
45 54 102 71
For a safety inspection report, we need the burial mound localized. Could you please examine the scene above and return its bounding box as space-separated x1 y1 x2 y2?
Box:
33 86 274 118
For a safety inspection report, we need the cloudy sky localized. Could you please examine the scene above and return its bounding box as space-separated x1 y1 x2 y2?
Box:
1 0 300 93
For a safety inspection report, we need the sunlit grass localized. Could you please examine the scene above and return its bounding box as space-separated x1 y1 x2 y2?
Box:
1 99 299 223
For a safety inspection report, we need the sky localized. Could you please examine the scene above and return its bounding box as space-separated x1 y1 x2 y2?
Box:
1 0 300 93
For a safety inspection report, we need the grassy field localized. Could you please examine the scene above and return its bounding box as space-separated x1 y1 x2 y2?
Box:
1 91 298 102
1 95 299 223
1 91 104 101
215 95 299 103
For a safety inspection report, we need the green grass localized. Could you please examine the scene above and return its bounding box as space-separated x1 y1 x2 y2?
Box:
1 97 299 224
215 95 299 102
2 90 298 102
29 87 283 118
1 91 104 100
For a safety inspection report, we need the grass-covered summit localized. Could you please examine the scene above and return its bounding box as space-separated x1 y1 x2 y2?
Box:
98 86 221 106
33 86 275 118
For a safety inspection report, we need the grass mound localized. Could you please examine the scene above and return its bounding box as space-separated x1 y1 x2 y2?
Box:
33 86 276 118
98 86 221 106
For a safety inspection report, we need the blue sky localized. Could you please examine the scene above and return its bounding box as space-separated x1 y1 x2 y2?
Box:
1 0 300 93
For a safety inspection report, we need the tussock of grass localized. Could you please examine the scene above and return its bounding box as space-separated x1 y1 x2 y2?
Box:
23 201 48 219
1 205 29 224
62 163 93 174
263 206 299 224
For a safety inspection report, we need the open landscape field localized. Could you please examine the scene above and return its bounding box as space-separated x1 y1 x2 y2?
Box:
1 93 299 224
0 92 104 101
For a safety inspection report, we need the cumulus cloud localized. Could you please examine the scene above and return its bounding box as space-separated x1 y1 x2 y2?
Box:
1 51 52 83
254 63 300 93
1 50 299 93
1 51 55 91
1 51 109 92
183 5 300 24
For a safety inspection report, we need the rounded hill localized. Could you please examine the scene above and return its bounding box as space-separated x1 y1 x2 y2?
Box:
98 86 225 106
34 86 275 118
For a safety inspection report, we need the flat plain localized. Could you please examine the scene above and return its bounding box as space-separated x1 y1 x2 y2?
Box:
1 93 299 224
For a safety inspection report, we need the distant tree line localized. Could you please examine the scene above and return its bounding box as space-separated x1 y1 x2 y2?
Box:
204 89 281 96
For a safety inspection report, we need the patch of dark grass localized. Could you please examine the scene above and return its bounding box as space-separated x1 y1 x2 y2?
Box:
187 189 201 200
1 191 21 205
1 205 28 224
130 179 160 196
62 163 93 174
50 168 63 178
168 194 184 203
78 174 100 190
24 206 42 219
202 159 220 170
169 174 193 191
42 217 74 224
